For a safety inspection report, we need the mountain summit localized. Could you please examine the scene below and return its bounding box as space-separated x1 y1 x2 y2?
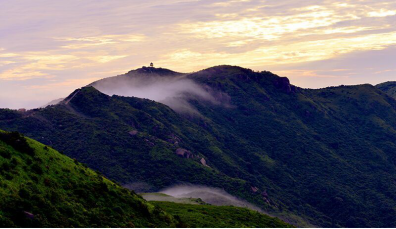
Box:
90 66 184 87
128 66 183 76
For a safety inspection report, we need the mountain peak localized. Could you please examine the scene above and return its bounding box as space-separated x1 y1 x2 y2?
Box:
198 65 255 74
61 86 109 106
127 66 184 77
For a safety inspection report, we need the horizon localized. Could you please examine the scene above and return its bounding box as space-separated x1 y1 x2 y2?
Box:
1 0 396 109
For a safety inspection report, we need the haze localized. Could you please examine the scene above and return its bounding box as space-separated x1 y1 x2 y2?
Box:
160 185 263 212
1 0 396 109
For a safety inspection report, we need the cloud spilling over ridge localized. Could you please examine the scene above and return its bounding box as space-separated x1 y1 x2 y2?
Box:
91 70 230 114
160 185 263 212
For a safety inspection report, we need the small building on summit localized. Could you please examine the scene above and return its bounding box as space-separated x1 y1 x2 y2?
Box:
150 62 154 67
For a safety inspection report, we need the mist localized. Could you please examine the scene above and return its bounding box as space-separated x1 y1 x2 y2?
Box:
159 185 263 212
91 72 229 115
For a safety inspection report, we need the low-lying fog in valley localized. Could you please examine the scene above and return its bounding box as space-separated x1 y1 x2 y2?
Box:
144 185 263 213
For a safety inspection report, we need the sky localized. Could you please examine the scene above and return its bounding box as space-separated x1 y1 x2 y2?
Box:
1 0 396 109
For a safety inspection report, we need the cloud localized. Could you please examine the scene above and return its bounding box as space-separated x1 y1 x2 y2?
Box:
368 9 396 17
91 71 229 115
157 31 396 71
55 34 146 50
272 46 396 88
26 77 100 90
159 185 263 212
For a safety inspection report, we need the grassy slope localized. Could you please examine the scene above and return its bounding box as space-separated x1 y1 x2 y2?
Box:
0 131 178 227
151 201 293 228
1 66 396 227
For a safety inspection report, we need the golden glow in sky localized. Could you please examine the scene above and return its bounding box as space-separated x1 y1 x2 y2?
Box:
1 0 396 108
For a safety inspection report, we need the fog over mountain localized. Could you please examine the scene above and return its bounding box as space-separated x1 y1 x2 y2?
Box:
91 67 230 115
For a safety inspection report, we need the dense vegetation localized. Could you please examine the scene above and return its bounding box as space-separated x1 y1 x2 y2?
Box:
377 81 396 99
0 130 291 228
151 201 293 228
1 66 396 227
0 131 179 227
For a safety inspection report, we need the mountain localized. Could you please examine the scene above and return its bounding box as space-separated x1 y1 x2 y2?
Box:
0 130 178 227
377 81 396 99
1 65 396 227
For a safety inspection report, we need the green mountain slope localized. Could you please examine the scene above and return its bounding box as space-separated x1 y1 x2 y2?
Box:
0 131 178 227
1 66 396 227
377 81 396 99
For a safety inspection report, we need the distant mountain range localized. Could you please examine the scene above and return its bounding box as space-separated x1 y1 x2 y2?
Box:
1 65 396 227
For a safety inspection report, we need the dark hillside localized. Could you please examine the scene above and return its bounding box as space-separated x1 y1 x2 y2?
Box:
377 81 396 99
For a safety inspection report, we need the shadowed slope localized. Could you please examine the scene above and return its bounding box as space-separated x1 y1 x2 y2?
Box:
377 81 396 99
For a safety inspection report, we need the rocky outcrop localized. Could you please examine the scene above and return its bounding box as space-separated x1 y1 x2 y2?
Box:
24 211 35 219
129 130 138 136
274 77 296 93
200 158 209 167
175 148 194 158
251 186 259 193
167 134 181 146
144 138 155 147
261 191 271 205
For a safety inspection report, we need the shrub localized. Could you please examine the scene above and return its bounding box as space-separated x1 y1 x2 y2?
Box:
18 188 31 199
30 174 39 183
0 162 11 172
10 158 18 166
0 149 11 159
31 164 43 175
0 132 35 156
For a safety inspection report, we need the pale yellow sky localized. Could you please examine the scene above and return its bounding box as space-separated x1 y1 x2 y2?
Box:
1 0 396 108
